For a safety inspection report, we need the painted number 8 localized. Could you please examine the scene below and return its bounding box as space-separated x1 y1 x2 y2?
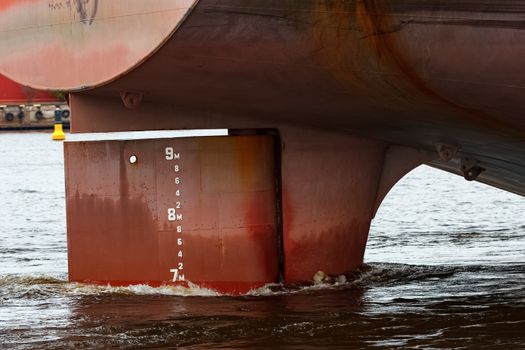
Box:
168 208 176 221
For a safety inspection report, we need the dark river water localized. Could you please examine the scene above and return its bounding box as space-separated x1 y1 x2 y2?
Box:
1 132 524 349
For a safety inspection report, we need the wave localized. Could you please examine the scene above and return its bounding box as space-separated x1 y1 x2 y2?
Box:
1 262 523 299
62 282 220 297
9 189 41 194
0 275 219 298
0 275 64 287
248 262 525 296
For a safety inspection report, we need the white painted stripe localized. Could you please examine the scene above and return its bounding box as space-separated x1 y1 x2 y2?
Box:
66 129 229 142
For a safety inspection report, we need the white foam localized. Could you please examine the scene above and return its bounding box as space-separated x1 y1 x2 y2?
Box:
2 274 355 298
62 282 221 297
246 279 352 297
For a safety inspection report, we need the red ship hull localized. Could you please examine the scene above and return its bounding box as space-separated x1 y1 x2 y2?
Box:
2 1 524 293
0 74 58 105
0 74 67 129
65 133 281 294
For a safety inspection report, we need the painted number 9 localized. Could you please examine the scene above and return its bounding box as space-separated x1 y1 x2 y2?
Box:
165 147 173 160
165 147 180 161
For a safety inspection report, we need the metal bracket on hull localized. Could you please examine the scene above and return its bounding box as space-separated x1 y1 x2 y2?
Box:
436 144 459 162
461 158 486 181
120 92 143 109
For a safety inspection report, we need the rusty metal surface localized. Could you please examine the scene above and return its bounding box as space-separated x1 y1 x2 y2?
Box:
0 0 197 90
10 0 518 195
64 135 279 293
2 2 525 193
64 128 405 286
27 1 523 286
3 1 525 288
279 128 387 281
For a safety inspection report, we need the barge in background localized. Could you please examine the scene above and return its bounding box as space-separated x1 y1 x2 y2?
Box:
0 74 69 130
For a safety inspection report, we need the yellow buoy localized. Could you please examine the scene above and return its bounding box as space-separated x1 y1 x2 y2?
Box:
52 123 66 141
52 107 66 141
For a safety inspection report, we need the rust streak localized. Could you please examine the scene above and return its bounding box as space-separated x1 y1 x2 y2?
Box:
356 0 455 107
356 1 524 136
